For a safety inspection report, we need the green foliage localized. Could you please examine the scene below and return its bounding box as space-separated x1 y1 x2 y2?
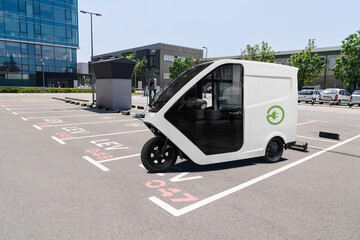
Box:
168 57 194 79
241 41 275 63
0 88 94 93
332 30 360 86
125 53 135 61
288 39 325 88
133 58 148 82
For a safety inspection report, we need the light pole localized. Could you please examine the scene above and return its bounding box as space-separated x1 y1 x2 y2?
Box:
203 46 208 62
80 10 102 105
40 58 45 93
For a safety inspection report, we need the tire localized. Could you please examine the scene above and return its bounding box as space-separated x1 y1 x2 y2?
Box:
358 104 360 107
319 102 323 105
141 136 177 173
264 137 284 163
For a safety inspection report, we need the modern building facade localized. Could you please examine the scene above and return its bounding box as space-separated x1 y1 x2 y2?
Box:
274 46 342 89
93 43 203 88
214 46 343 89
0 0 78 88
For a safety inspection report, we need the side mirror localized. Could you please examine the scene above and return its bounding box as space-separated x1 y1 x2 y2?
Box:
187 98 207 110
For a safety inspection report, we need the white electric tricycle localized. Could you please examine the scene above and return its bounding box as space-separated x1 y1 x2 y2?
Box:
140 60 298 172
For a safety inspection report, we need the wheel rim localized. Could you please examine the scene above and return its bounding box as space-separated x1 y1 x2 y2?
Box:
147 143 175 169
266 140 280 160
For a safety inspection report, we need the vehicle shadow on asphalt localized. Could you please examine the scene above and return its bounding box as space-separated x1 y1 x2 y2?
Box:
168 157 289 173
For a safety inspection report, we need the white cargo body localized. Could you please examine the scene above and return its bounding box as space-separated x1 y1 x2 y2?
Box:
141 60 298 172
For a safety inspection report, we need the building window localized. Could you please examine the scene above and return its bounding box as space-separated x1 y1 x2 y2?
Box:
20 22 27 33
276 60 282 64
164 55 174 62
328 56 337 70
19 0 26 12
319 57 325 65
283 60 289 65
33 3 40 14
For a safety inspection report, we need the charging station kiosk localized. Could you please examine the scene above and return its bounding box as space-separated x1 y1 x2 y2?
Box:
91 58 136 110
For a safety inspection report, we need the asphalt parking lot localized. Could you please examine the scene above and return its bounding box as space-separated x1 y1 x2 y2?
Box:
1 93 359 240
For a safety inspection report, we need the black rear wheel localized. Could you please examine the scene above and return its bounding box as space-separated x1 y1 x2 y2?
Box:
264 137 284 163
141 136 177 173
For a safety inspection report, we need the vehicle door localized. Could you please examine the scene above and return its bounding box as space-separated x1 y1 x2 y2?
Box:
165 64 244 155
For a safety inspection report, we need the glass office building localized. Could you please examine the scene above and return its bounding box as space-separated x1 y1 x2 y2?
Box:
0 0 78 87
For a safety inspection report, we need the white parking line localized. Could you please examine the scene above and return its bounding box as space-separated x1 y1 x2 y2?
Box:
83 156 110 171
297 120 318 126
51 129 148 144
98 153 141 163
34 119 137 130
139 164 165 176
33 125 42 130
296 135 339 143
21 117 28 121
25 113 116 120
8 106 80 110
12 112 18 115
13 109 89 114
149 134 360 217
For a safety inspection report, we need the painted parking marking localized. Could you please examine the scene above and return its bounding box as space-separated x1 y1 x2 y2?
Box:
5 106 79 110
21 117 28 121
83 156 110 171
82 153 141 171
139 164 165 176
296 135 339 143
148 134 360 217
297 120 319 126
22 114 115 120
33 119 138 130
51 129 148 144
33 125 42 130
13 109 89 115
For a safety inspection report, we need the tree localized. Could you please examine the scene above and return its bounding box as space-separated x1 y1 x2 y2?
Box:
332 30 360 88
168 57 194 79
241 41 275 63
133 58 148 84
124 54 148 86
288 39 325 89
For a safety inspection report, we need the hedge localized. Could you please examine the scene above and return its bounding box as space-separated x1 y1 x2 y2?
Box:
0 88 138 93
0 88 94 93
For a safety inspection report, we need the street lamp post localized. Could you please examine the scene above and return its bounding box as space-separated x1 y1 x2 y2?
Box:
203 46 208 62
80 10 102 106
40 58 45 93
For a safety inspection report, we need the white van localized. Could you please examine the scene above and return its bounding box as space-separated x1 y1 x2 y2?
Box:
140 60 298 172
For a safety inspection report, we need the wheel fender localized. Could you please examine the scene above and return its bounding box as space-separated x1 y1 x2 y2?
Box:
263 131 287 154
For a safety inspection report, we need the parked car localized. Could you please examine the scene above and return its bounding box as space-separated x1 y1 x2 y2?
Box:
319 88 351 105
349 90 360 107
298 89 321 103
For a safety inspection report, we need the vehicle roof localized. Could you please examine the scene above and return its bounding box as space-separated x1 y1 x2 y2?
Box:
209 59 298 78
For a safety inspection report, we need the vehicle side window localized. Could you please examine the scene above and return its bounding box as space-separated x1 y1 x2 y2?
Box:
339 90 343 95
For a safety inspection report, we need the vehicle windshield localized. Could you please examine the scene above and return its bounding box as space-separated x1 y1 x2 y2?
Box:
299 90 313 95
323 89 337 94
149 62 212 112
352 90 360 95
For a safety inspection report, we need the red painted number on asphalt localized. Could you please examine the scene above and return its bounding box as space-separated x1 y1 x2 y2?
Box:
145 180 198 202
85 149 113 160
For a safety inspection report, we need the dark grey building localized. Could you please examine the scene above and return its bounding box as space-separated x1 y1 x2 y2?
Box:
93 43 203 88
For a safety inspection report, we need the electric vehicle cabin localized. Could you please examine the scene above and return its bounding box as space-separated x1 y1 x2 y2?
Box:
141 59 298 172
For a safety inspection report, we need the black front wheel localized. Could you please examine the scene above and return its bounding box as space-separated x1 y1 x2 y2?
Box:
141 136 177 173
264 137 284 163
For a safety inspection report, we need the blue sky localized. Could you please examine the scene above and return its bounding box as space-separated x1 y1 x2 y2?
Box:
77 0 360 62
